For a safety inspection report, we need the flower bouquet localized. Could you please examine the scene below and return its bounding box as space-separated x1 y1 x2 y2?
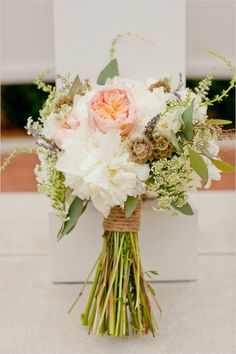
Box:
2 37 235 336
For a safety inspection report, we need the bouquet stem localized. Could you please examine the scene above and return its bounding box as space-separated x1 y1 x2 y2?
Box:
81 231 159 336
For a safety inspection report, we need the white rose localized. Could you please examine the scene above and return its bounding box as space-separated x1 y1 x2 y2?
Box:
155 107 183 137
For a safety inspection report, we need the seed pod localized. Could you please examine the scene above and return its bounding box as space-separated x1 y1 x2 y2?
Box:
151 134 174 159
149 79 171 93
129 136 153 163
54 95 73 112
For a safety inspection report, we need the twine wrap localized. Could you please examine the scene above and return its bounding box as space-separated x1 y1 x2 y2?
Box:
103 200 141 232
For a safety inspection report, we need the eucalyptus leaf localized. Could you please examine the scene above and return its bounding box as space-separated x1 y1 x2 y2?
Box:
211 159 235 172
125 196 139 218
68 75 82 96
171 201 194 215
196 144 214 159
97 58 119 85
205 119 232 125
189 147 208 183
58 197 84 239
182 100 194 141
170 130 180 151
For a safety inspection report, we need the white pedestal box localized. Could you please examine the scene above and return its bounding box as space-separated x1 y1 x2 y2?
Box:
52 0 189 282
50 201 198 283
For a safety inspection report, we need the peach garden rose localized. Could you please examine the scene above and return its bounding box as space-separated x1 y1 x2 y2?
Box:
88 88 138 136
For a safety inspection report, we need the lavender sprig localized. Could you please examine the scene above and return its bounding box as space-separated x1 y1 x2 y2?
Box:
36 141 59 152
25 126 60 152
144 115 160 136
173 73 184 100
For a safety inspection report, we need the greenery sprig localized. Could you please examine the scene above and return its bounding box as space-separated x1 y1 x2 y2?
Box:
109 32 155 60
200 50 236 106
0 147 36 172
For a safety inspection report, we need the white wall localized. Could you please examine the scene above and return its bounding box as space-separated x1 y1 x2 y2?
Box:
0 0 55 83
53 0 185 87
186 0 235 78
1 0 235 83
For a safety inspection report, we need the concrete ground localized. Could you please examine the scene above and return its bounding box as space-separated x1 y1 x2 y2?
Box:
0 191 235 354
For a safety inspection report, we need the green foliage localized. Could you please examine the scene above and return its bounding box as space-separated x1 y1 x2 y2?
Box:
58 197 87 239
170 130 180 151
0 147 36 172
144 270 159 278
37 86 56 124
200 51 236 107
211 159 235 173
34 73 55 93
205 119 232 125
187 79 235 129
124 196 139 218
68 75 82 96
194 74 213 101
109 32 155 59
188 147 208 183
206 50 236 77
97 58 119 85
181 100 194 141
148 150 195 211
171 201 193 215
35 148 67 221
196 144 214 159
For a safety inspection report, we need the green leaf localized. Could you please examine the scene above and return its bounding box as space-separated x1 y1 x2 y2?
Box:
196 144 214 159
97 58 119 85
170 130 180 151
144 270 159 279
125 196 139 218
58 197 84 239
211 159 235 172
68 75 82 96
205 119 232 125
182 100 194 141
171 201 194 215
188 147 208 183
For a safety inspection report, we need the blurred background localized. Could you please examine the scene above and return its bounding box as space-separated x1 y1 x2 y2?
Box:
1 0 235 191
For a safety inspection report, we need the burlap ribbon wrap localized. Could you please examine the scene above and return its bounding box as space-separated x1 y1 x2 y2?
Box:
103 200 141 232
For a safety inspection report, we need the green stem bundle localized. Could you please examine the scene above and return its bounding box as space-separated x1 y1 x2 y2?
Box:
81 231 160 336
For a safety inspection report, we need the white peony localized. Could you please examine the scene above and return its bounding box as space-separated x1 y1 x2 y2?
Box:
56 128 149 216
